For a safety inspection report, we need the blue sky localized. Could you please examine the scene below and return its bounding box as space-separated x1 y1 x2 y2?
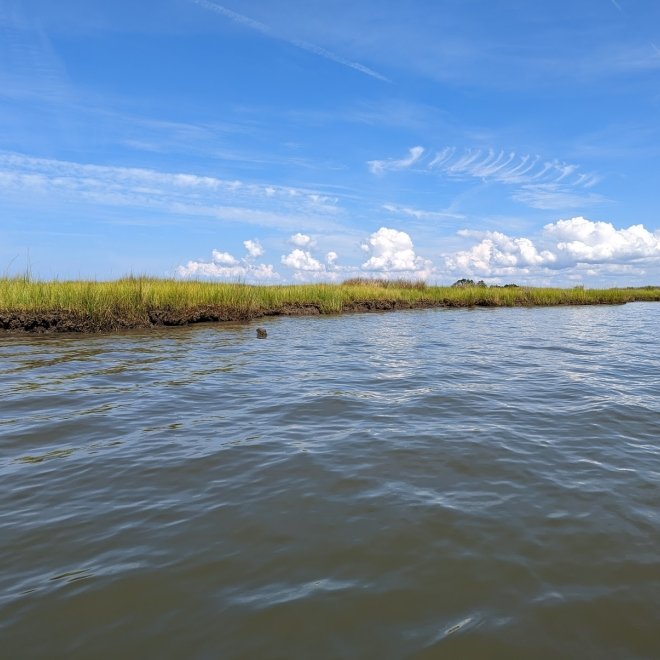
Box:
1 0 659 285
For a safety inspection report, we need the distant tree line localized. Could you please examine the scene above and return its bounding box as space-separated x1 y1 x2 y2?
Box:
450 278 519 288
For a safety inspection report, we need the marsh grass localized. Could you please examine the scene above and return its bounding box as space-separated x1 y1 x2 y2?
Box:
1 276 659 331
341 277 427 290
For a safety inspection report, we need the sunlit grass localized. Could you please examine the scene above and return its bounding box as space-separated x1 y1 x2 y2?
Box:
1 275 659 331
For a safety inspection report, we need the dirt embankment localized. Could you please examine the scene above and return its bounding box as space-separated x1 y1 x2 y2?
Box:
0 299 457 334
0 311 106 334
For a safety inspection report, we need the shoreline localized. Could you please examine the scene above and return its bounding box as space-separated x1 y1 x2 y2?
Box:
2 295 659 335
0 299 434 334
2 278 659 334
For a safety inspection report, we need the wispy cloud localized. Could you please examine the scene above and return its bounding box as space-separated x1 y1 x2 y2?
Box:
381 203 463 221
610 0 624 14
512 185 607 210
188 0 390 82
0 5 70 101
429 148 597 187
369 145 605 210
0 151 345 230
368 146 424 174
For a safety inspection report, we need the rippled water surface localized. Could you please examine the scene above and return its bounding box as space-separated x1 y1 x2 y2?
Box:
1 304 659 659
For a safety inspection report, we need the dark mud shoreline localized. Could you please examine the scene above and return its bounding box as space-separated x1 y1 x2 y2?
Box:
0 300 443 334
0 298 627 335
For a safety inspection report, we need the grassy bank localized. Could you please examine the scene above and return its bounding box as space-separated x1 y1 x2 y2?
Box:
1 276 659 333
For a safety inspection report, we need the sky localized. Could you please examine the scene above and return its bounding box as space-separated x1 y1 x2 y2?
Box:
1 0 659 286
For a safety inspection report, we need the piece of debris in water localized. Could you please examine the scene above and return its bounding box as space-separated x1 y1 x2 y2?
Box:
256 328 267 338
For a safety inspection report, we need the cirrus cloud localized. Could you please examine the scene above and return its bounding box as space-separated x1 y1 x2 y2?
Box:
368 145 605 210
368 146 425 175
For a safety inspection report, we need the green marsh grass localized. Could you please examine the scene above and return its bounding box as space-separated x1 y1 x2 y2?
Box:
1 276 659 332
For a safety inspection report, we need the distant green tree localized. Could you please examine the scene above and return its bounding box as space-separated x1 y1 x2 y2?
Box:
450 278 488 288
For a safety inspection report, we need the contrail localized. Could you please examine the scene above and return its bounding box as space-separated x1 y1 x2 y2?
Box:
190 0 272 35
189 0 390 82
610 0 623 13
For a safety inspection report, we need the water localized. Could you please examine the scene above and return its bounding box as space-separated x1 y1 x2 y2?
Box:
1 304 659 659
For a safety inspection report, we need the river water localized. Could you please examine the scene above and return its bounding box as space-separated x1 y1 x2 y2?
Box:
1 304 659 659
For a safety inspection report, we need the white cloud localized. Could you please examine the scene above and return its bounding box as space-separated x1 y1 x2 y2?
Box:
177 260 277 280
446 231 556 276
280 248 345 282
177 240 277 280
289 232 313 247
281 249 325 271
210 250 238 265
243 239 264 258
361 227 433 277
544 216 660 263
445 217 660 279
279 243 346 281
368 146 424 175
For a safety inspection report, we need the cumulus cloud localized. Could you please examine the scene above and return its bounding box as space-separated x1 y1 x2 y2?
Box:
177 240 277 280
279 241 345 281
445 216 660 278
368 146 424 175
211 250 238 265
243 239 264 258
544 217 660 263
177 260 277 280
446 231 556 276
281 249 325 271
361 227 433 278
289 232 314 247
